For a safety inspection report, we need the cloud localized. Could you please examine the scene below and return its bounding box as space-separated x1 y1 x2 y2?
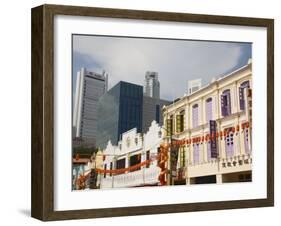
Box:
73 35 251 100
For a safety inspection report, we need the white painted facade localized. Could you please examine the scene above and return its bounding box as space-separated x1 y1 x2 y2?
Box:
163 61 252 184
100 121 163 188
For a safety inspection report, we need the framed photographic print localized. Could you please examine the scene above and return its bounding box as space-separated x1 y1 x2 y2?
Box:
31 4 274 221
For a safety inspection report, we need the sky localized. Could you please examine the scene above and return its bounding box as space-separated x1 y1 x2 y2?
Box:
72 35 251 101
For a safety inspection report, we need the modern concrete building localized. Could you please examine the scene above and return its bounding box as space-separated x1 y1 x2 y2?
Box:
142 96 171 133
73 68 108 140
163 61 252 185
144 71 160 99
96 81 143 149
188 79 202 95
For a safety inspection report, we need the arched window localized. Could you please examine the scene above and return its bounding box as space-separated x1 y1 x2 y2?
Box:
239 81 250 110
206 97 212 122
221 89 231 117
192 104 199 128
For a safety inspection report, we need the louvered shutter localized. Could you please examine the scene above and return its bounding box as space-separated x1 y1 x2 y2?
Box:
176 115 181 133
166 119 173 136
226 92 231 115
221 94 227 116
239 87 245 110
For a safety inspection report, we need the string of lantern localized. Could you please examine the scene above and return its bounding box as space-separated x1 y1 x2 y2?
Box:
75 122 250 188
170 121 250 146
76 144 170 187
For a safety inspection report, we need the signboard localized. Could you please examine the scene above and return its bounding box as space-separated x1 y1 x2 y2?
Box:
170 141 179 177
209 120 218 158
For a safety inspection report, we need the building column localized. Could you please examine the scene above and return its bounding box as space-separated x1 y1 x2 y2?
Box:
186 177 191 185
235 118 242 156
125 154 130 170
216 174 222 184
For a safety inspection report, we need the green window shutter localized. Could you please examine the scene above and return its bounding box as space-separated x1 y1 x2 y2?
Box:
166 119 172 136
176 115 181 133
176 114 184 133
180 114 184 132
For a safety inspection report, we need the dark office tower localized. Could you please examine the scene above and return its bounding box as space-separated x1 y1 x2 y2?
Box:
142 96 171 133
96 81 143 149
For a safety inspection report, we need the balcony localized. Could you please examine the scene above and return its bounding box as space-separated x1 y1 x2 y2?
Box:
100 166 161 188
188 153 252 178
220 153 252 174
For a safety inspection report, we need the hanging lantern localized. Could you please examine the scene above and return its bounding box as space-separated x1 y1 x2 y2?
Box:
246 122 250 128
232 127 235 133
236 125 240 132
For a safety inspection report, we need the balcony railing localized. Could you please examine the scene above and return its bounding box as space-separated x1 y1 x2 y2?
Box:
187 153 252 178
100 166 161 188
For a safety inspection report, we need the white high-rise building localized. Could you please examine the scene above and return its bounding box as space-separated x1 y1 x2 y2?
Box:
188 79 202 95
73 68 108 140
144 71 160 99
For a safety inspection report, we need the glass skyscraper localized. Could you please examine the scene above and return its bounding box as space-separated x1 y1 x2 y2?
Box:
96 81 143 149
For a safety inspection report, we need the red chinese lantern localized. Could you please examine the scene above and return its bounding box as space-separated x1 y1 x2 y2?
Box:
232 127 235 133
246 122 249 128
236 125 240 132
241 123 245 130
